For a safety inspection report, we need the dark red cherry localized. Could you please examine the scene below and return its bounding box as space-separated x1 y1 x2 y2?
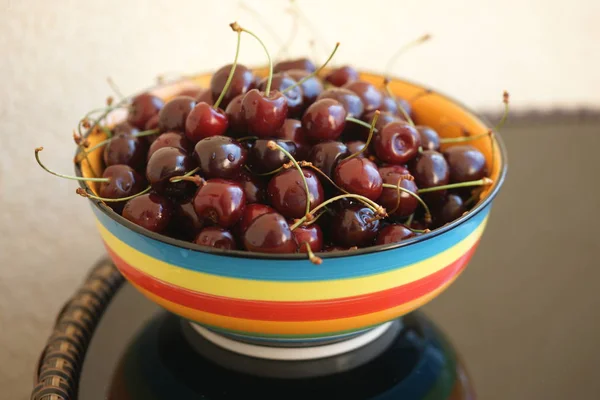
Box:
193 136 246 179
177 86 205 99
275 119 309 160
241 89 288 137
194 227 237 250
345 140 367 158
147 132 191 161
158 96 196 133
274 58 316 73
342 80 383 115
330 205 380 247
258 73 303 117
146 147 196 198
127 93 164 130
247 139 296 173
143 115 160 145
122 193 172 233
379 94 411 120
196 89 214 105
375 224 415 245
193 179 246 228
236 170 266 204
185 102 228 143
324 66 359 87
317 88 364 118
302 99 347 143
293 224 323 253
334 157 383 201
225 94 245 135
111 122 139 137
410 150 450 204
103 134 147 171
443 145 488 183
417 126 441 151
433 193 465 227
373 121 421 165
308 141 348 178
236 203 275 236
210 64 254 109
353 110 402 142
167 199 204 241
287 69 324 106
99 165 145 213
378 166 419 217
242 212 297 253
267 168 324 219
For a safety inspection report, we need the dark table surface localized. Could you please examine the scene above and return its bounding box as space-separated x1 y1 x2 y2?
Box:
53 114 600 400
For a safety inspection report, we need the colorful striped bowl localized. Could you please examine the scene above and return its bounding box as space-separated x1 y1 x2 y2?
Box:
77 71 507 345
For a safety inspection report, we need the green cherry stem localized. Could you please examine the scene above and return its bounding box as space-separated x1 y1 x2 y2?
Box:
76 186 151 202
405 213 415 226
35 147 109 182
407 226 430 234
233 22 274 96
382 183 431 222
75 129 159 163
304 242 323 265
344 111 379 161
416 177 493 194
214 26 243 109
387 175 412 215
281 42 340 94
169 166 201 183
383 80 414 127
345 116 379 132
107 77 125 100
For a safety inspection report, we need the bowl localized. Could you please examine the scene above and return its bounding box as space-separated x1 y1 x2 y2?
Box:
76 70 507 346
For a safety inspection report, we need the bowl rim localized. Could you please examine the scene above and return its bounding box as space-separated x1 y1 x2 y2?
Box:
75 70 508 260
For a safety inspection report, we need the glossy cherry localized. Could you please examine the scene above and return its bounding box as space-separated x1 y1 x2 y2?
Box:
379 94 411 119
293 223 324 253
99 165 145 213
247 139 296 173
196 89 215 105
268 168 324 219
193 179 246 228
167 199 204 241
210 64 254 109
146 147 196 198
308 141 348 178
193 136 246 179
111 122 139 137
241 89 288 137
194 227 237 250
433 193 465 227
276 119 309 160
127 93 164 129
345 141 367 158
185 102 228 143
122 193 173 233
236 203 275 236
147 132 192 161
410 150 450 204
158 96 196 133
354 110 402 142
302 99 347 143
242 212 297 253
103 134 147 171
236 170 266 204
343 80 383 115
378 166 419 217
224 94 245 135
417 126 441 151
375 224 415 245
443 145 488 183
334 157 383 201
373 121 421 164
274 58 316 73
258 73 303 117
324 66 359 87
317 88 364 118
330 205 380 247
286 69 323 106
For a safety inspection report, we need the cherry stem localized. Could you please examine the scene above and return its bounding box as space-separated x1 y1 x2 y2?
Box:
304 242 323 265
35 147 109 182
344 111 379 161
76 186 151 202
290 193 386 231
405 213 415 226
107 77 125 100
267 140 312 217
238 2 285 52
385 33 431 76
387 175 413 215
495 91 510 132
233 22 273 96
345 116 379 132
169 166 201 183
416 177 493 194
215 27 243 109
407 226 431 234
247 165 284 176
382 183 431 222
73 131 99 178
303 210 326 226
75 129 159 162
439 130 491 144
383 80 414 127
281 42 340 94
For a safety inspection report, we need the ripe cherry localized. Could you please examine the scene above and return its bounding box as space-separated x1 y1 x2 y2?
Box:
122 193 173 233
286 69 323 106
193 179 246 228
353 110 401 142
379 94 411 119
274 58 316 73
184 102 228 143
443 145 488 183
236 170 266 204
127 93 164 129
330 205 380 247
433 193 465 227
324 66 359 87
276 119 309 160
308 141 348 179
334 157 383 201
345 140 367 158
378 166 419 217
210 64 254 109
167 199 204 241
146 147 196 198
373 121 421 165
147 132 192 161
417 126 441 151
196 89 214 105
225 94 246 135
111 122 139 137
302 99 347 143
158 96 196 133
293 223 324 253
268 168 324 219
410 150 450 204
103 134 147 171
99 165 146 213
194 227 237 250
317 88 364 118
375 224 415 245
247 139 296 173
242 212 297 253
236 203 275 236
343 80 383 115
193 136 246 179
241 89 288 137
258 73 303 117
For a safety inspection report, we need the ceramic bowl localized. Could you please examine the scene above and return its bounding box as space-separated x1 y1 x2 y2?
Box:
76 71 507 345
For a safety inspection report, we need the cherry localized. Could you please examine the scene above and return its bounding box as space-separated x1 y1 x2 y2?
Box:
236 170 266 204
373 121 421 164
317 88 364 118
352 110 401 142
242 212 297 253
177 86 205 98
210 64 254 109
286 69 323 106
433 193 465 227
193 179 246 228
193 136 246 179
225 94 245 135
99 165 146 213
443 145 488 183
258 73 303 117
380 94 411 119
144 114 160 144
324 66 359 87
345 140 367 158
410 150 450 204
184 102 228 143
375 224 415 245
122 193 172 233
127 93 164 129
343 80 383 115
196 89 214 105
330 205 380 247
293 223 323 253
274 58 316 73
111 122 139 137
307 141 348 178
247 139 296 173
158 96 196 133
241 89 288 137
146 147 196 198
194 227 237 250
103 134 147 171
275 119 309 160
302 99 347 143
167 199 204 241
378 166 419 217
417 126 440 151
236 203 275 236
268 168 324 219
334 157 383 201
147 132 192 161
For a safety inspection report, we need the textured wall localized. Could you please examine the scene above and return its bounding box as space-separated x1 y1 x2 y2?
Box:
1 0 597 397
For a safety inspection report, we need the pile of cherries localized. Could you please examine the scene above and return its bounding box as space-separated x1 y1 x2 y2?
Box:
36 23 496 263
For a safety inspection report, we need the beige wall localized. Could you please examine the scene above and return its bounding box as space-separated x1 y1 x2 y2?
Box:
1 0 597 396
